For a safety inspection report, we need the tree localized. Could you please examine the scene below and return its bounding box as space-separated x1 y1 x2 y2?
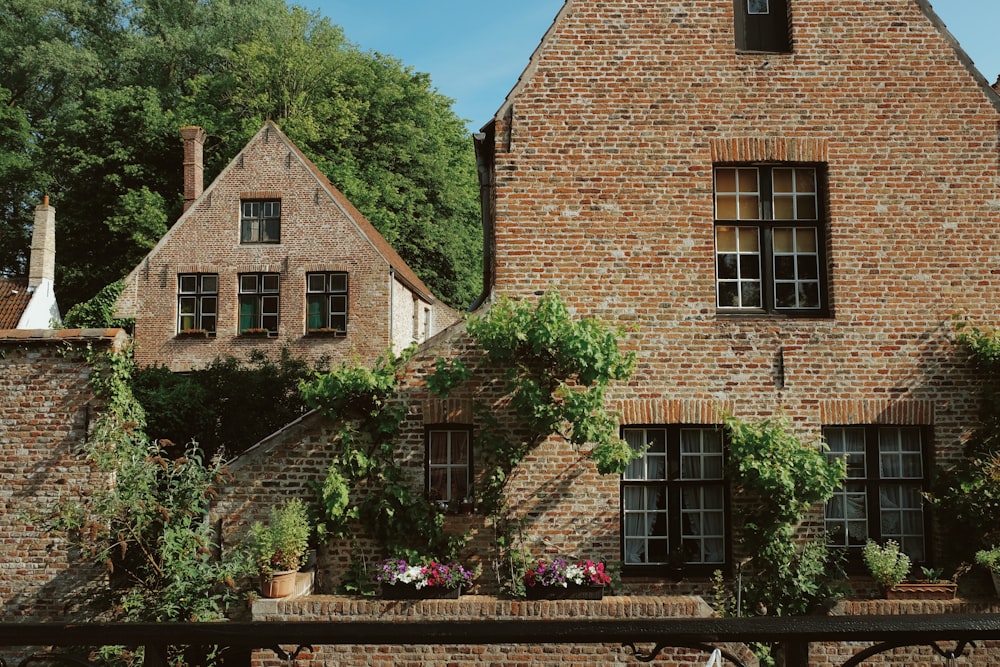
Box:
0 0 481 310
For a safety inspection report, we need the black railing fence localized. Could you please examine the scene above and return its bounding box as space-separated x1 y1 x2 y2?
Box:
2 614 1000 667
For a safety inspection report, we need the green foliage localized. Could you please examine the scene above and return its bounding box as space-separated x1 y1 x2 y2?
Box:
301 349 464 564
975 546 1000 573
62 280 133 330
929 320 1000 560
0 0 480 310
863 539 911 590
246 499 312 574
723 415 846 617
426 357 471 397
133 348 320 460
465 292 637 477
52 346 250 664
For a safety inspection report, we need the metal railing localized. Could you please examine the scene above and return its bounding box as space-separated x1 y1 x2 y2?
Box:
2 614 1000 667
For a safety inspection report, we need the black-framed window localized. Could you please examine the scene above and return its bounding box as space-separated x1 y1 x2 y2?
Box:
306 272 348 333
426 427 472 503
622 426 726 572
734 0 790 52
824 426 929 562
177 273 218 335
240 200 281 243
714 165 828 316
238 273 279 335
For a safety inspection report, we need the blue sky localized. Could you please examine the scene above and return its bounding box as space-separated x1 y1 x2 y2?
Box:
307 1 999 131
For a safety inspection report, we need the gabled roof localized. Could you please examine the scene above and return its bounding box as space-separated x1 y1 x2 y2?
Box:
0 279 31 329
118 121 437 312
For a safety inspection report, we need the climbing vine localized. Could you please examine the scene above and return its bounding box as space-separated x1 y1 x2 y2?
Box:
720 416 846 617
52 346 249 666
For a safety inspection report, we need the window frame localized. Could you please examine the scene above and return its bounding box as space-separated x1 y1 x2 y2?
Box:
713 163 830 318
620 425 729 577
238 272 280 336
425 426 473 506
176 273 218 336
305 272 349 334
823 425 932 567
240 199 281 244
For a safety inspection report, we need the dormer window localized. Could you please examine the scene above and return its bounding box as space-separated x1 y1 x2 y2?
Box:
735 0 790 53
241 199 280 243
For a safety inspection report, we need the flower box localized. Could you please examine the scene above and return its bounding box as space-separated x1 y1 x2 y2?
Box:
886 581 957 600
380 584 462 600
525 584 604 600
176 329 211 339
306 328 346 337
240 328 274 338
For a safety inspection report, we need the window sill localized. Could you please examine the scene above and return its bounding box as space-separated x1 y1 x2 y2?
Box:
305 329 347 337
175 331 215 339
239 330 277 339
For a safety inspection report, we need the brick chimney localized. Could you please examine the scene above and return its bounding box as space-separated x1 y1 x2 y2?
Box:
28 195 55 290
180 126 207 211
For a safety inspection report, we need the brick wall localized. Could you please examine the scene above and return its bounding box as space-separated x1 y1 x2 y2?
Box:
481 0 999 554
0 330 124 641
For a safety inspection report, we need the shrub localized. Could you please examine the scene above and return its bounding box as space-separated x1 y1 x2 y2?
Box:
863 539 911 590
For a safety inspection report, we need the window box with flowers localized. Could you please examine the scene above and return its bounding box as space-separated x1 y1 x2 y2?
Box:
523 558 611 600
175 328 212 339
240 327 274 338
374 558 476 599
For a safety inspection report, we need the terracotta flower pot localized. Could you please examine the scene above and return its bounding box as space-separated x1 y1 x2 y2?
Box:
260 570 298 598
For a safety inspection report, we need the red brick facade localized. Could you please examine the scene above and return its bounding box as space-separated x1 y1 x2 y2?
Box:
116 122 459 371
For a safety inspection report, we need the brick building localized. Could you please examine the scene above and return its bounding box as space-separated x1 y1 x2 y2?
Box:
213 0 1000 664
115 122 460 371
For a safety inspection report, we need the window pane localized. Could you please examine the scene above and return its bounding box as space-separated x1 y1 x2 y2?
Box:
772 168 793 193
240 275 258 292
740 254 761 279
716 195 738 220
428 469 447 500
796 228 817 252
179 275 197 293
773 196 795 220
774 255 795 280
715 168 736 192
716 226 737 253
796 168 816 191
201 297 217 316
775 283 796 308
738 227 759 252
201 315 216 332
179 315 195 331
330 273 348 292
742 281 761 307
261 274 279 292
737 168 758 192
718 282 740 308
179 297 196 315
718 254 738 280
330 314 347 331
797 195 817 220
738 195 760 220
307 297 323 329
748 0 769 14
307 274 326 292
201 275 218 293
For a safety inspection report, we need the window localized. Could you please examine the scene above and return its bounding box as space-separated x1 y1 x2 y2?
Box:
306 272 348 333
622 427 726 571
240 200 280 243
714 165 827 316
824 426 928 561
238 273 279 335
177 274 217 335
734 0 790 52
426 427 471 503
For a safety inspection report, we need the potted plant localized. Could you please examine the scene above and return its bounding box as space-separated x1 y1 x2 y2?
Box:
975 546 1000 596
863 540 957 599
523 557 612 599
863 539 910 595
246 499 311 598
373 557 476 599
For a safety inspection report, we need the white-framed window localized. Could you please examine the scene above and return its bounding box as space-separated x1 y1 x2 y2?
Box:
714 165 827 316
427 427 471 503
240 200 281 243
622 426 726 572
177 273 218 335
306 272 348 333
238 273 279 335
824 426 928 561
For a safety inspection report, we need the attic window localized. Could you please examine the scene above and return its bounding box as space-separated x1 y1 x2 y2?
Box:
735 0 790 52
240 199 281 243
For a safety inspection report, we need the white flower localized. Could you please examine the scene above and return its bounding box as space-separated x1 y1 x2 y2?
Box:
564 563 585 585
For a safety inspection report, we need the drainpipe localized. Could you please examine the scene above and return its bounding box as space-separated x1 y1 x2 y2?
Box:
389 267 395 353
